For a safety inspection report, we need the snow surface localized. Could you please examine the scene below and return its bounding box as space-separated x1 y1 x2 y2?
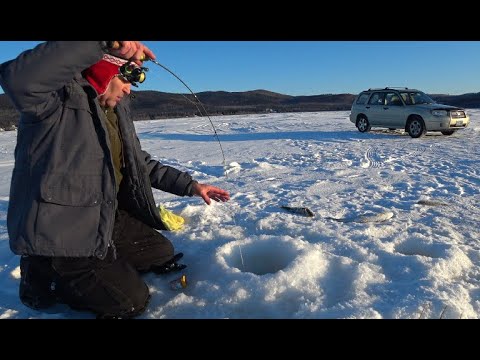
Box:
0 109 479 319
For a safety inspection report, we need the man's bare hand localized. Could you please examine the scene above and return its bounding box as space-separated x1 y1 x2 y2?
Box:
108 41 155 65
192 182 230 205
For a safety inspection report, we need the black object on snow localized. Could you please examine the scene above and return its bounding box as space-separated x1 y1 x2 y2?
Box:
150 253 187 274
281 206 314 217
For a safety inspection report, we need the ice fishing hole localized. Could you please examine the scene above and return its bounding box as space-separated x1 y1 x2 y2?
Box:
226 239 298 275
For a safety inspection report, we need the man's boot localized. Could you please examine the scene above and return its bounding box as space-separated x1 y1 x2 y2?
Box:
19 256 58 310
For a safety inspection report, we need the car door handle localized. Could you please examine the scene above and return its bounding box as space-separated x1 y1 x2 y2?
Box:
383 107 389 110
365 106 370 109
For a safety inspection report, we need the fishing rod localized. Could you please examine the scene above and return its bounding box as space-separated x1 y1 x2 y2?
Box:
109 43 244 269
109 41 228 177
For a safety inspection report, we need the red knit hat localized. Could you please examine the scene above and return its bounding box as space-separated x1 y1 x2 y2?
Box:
83 54 128 95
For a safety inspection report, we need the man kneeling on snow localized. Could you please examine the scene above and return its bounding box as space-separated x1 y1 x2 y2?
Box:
0 41 230 318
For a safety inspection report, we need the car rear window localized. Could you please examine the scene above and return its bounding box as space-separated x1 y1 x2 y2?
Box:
368 92 385 105
356 93 369 104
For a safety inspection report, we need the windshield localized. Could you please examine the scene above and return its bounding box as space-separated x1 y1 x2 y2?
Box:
399 92 436 105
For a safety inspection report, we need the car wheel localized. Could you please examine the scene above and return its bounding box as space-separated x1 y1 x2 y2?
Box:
356 115 371 133
441 130 456 136
406 116 426 138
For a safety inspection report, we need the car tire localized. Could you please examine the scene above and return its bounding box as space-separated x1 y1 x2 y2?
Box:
441 130 456 136
356 115 371 133
406 116 426 138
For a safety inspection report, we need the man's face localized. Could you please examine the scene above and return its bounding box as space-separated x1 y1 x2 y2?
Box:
98 76 131 108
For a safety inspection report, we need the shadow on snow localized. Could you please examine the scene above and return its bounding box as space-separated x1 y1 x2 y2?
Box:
139 130 404 142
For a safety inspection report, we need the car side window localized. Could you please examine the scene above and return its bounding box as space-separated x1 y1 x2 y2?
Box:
400 92 412 105
368 92 385 105
385 92 402 106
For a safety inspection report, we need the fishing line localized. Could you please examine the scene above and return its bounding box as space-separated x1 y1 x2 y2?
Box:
144 57 246 269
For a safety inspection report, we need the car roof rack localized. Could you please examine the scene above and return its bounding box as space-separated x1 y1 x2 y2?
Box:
367 87 410 91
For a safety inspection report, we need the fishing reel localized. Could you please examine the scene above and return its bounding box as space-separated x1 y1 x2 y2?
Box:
119 62 149 87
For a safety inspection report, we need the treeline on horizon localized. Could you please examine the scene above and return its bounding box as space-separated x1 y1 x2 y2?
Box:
0 89 479 129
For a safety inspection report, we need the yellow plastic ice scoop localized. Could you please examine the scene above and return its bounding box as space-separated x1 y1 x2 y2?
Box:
158 205 185 231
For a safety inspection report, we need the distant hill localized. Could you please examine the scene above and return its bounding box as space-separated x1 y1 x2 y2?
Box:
0 94 19 130
0 89 479 129
127 89 356 121
429 92 480 108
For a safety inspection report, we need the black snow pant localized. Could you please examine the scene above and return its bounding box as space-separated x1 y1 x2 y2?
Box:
19 209 174 318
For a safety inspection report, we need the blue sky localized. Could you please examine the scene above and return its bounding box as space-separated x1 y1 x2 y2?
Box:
1 41 479 96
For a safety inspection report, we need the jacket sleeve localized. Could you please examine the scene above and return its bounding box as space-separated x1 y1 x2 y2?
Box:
134 134 196 196
0 41 106 117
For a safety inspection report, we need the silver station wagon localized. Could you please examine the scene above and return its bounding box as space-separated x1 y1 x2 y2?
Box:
349 87 470 138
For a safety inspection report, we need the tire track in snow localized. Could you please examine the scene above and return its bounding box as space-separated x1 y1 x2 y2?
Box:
362 144 427 169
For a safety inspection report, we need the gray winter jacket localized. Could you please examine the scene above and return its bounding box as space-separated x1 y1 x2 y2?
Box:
0 41 195 259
